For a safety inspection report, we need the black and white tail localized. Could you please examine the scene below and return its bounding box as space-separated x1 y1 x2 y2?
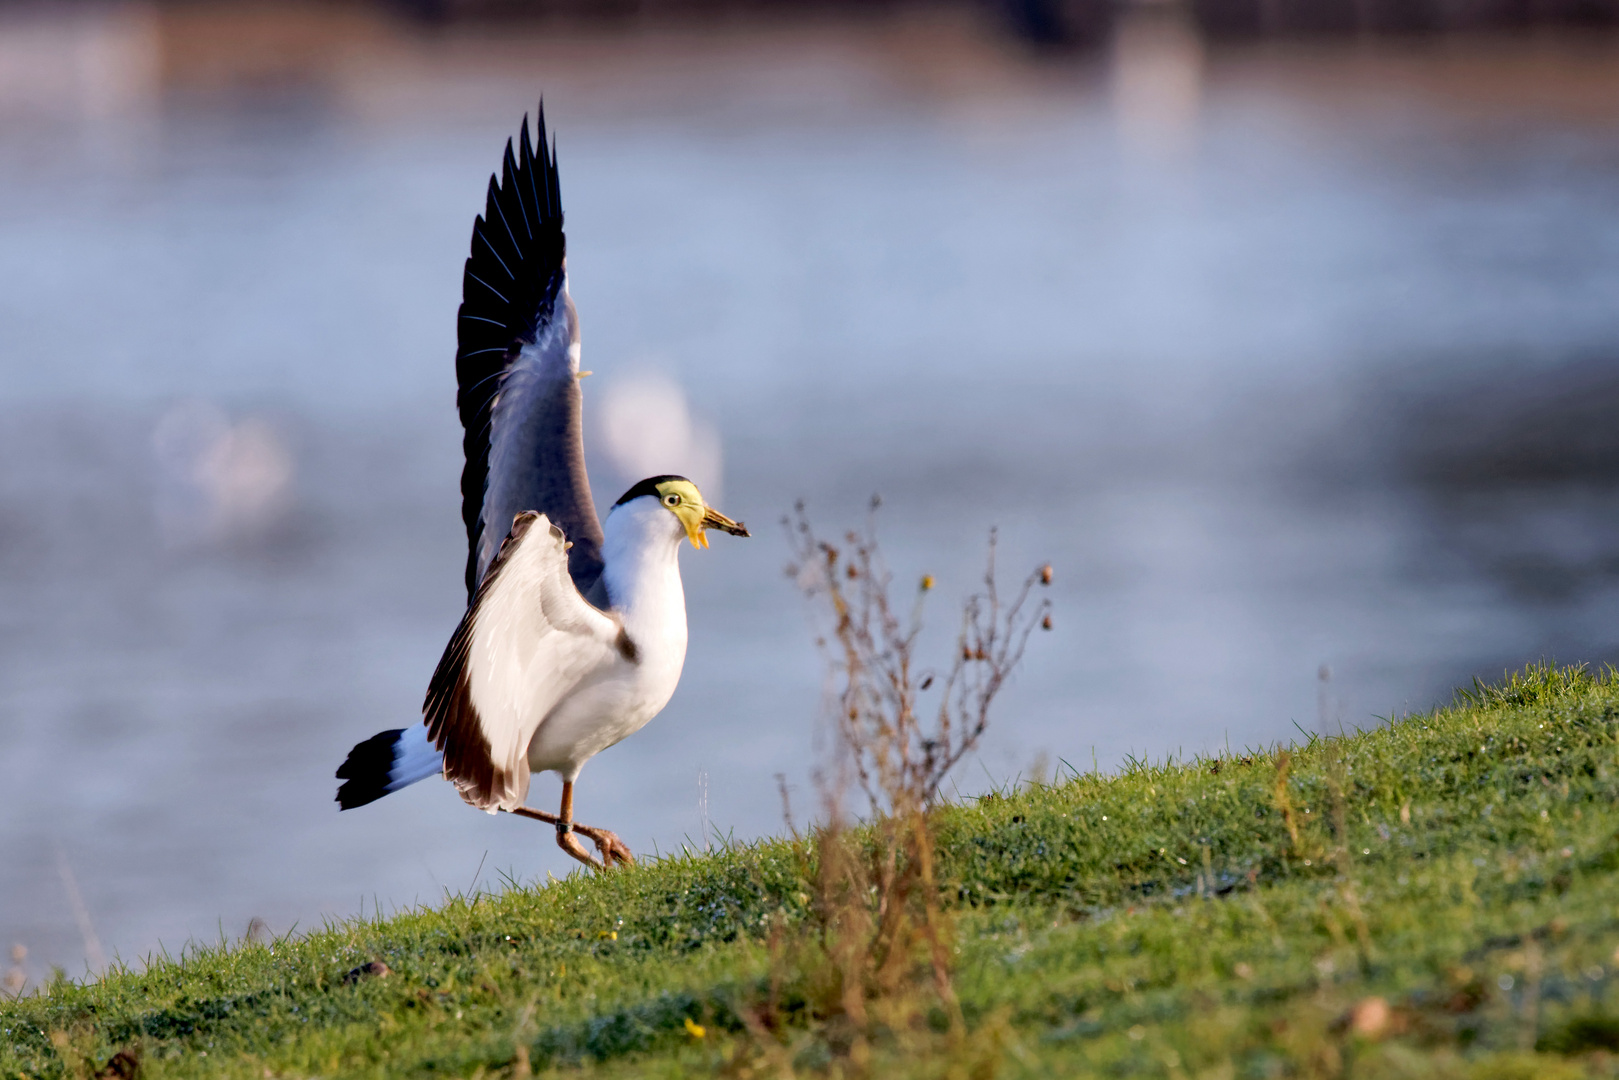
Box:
335 724 445 810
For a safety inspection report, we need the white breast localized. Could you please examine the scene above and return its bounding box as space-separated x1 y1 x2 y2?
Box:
525 497 689 780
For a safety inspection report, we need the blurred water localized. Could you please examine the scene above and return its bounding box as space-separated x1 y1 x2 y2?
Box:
2 5 1619 980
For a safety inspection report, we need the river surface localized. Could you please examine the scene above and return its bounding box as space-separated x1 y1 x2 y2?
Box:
2 5 1618 980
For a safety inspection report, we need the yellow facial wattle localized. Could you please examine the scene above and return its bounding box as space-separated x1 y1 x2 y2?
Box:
652 478 749 548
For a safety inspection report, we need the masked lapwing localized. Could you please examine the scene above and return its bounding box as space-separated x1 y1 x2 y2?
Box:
335 106 748 870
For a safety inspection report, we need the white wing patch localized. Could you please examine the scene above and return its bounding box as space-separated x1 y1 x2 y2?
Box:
463 514 624 809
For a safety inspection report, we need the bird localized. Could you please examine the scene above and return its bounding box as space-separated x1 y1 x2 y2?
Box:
334 106 749 870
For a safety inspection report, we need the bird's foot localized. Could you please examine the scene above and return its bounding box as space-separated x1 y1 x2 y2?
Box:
555 826 606 870
507 805 633 870
575 825 634 867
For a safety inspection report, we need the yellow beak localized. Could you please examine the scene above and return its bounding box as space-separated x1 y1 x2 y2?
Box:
682 505 750 549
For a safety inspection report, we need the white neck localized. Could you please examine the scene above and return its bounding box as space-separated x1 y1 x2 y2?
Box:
600 497 688 652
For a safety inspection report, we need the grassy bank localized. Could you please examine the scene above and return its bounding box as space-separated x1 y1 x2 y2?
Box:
6 663 1619 1078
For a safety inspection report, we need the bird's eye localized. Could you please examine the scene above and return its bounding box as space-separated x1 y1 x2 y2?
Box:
663 493 681 507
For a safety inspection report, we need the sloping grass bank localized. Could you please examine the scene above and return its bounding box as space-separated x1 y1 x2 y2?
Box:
7 663 1619 1078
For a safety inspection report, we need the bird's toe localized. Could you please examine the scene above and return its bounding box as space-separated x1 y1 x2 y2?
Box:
596 831 634 867
556 830 605 870
574 824 634 867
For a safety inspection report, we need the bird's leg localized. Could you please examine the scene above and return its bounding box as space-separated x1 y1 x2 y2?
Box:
506 783 634 869
571 820 635 868
560 781 636 868
506 803 599 869
550 780 603 868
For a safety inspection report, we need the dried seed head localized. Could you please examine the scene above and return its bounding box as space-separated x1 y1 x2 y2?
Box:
1040 564 1053 586
919 675 934 691
846 564 858 579
1042 614 1053 631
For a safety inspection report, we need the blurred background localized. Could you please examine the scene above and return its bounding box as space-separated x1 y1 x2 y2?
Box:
2 0 1618 985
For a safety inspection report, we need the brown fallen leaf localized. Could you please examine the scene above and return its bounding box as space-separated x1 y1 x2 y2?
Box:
97 1048 140 1079
343 960 391 985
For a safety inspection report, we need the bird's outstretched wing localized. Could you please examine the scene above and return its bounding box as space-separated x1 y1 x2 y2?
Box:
425 512 624 812
457 105 604 603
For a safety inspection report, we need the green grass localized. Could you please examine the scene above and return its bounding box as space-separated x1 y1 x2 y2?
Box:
8 662 1619 1078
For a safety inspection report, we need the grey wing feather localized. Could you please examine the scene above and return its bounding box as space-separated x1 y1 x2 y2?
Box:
478 293 602 591
455 105 605 602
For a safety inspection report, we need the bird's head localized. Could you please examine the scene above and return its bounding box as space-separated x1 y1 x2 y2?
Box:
613 475 749 549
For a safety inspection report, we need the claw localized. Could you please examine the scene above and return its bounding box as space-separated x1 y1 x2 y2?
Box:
505 786 635 871
556 828 605 870
588 828 635 867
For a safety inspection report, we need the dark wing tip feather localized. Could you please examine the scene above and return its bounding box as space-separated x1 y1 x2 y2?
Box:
501 139 532 242
456 102 569 602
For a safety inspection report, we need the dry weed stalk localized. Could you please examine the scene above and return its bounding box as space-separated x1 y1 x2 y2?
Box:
2 944 25 1000
740 500 1049 1076
786 498 1052 818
